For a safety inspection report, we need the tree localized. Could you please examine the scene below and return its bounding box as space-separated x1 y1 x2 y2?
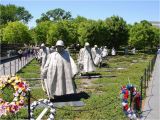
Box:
152 26 160 47
29 28 37 45
78 20 108 46
2 21 32 44
104 15 128 49
73 16 88 23
0 4 33 24
62 20 79 44
47 21 69 45
36 8 72 23
34 21 52 44
46 20 79 46
129 20 159 50
129 23 146 49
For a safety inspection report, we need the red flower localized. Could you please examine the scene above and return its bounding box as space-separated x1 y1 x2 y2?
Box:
123 104 129 111
18 82 24 88
123 90 129 99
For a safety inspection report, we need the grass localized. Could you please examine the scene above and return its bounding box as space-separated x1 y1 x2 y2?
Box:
0 52 154 120
0 84 14 102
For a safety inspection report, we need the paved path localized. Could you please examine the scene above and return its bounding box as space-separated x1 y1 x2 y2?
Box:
142 54 160 120
0 56 34 76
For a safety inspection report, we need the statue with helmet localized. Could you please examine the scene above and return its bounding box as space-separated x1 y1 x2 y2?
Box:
91 45 102 67
101 46 108 58
41 40 78 99
78 42 95 73
39 43 50 91
39 43 50 71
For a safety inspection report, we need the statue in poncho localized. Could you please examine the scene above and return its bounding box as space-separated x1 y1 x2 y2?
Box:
39 43 50 91
50 46 56 53
111 47 116 56
91 45 102 67
78 42 95 73
42 40 78 98
101 46 108 58
39 43 50 71
131 47 136 55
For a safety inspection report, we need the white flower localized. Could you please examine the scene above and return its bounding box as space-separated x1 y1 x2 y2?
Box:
49 114 54 119
18 89 22 93
13 97 18 101
43 99 48 103
50 108 56 113
30 106 34 110
33 101 37 106
49 103 54 107
30 112 33 117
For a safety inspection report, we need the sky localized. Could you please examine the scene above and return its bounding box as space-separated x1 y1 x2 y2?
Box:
1 0 160 28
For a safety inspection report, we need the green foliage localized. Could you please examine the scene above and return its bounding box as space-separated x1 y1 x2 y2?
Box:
47 20 78 46
74 15 129 48
2 21 32 44
34 21 52 44
129 20 160 49
47 21 69 45
63 20 79 44
151 26 160 47
78 20 108 46
36 8 72 23
0 4 33 24
105 15 128 49
0 84 14 102
73 16 88 23
29 28 37 44
1 4 159 50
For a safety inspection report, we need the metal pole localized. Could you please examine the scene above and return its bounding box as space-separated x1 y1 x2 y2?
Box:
151 58 154 72
3 63 5 75
140 77 143 110
130 87 133 108
22 57 24 67
148 62 150 79
9 61 11 75
150 61 152 77
146 68 148 87
25 56 26 65
28 91 31 119
21 57 22 68
144 69 147 89
15 59 16 74
18 59 19 71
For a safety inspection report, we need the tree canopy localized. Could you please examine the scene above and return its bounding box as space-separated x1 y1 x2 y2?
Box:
33 21 52 44
104 15 129 49
46 21 78 46
78 20 108 46
129 20 159 49
2 21 32 44
36 8 72 23
0 4 33 24
1 4 159 50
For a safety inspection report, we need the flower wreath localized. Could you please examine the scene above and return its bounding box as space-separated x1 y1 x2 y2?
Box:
119 84 141 120
0 75 30 117
30 99 56 120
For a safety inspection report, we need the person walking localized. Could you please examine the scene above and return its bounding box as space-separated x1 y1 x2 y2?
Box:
18 49 23 60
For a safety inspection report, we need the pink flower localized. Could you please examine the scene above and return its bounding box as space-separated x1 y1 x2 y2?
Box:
14 92 19 97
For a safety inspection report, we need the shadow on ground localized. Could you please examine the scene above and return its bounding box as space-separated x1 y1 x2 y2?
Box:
50 92 90 102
